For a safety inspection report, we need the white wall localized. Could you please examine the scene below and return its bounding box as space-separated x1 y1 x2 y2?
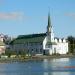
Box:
43 37 68 55
43 37 47 49
0 46 6 54
56 42 68 54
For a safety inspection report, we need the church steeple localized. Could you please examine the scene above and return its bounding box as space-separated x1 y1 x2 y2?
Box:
47 12 52 34
46 12 54 42
48 12 51 27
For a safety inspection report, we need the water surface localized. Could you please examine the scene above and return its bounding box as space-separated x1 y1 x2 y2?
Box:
0 58 75 75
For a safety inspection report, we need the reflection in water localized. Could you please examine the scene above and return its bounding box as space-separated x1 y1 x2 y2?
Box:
43 72 75 75
50 58 70 68
0 58 75 75
43 72 72 75
52 58 70 62
51 72 70 75
43 58 70 71
43 59 49 69
43 58 75 75
44 72 48 75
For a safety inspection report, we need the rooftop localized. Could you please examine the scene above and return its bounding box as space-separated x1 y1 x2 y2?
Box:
10 33 46 44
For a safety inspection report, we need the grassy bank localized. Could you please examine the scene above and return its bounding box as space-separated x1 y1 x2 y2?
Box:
0 54 75 63
32 54 75 59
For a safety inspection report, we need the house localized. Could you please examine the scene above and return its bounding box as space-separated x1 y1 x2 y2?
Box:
0 34 6 54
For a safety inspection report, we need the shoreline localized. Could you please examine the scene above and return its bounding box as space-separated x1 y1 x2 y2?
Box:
0 54 75 63
31 54 75 59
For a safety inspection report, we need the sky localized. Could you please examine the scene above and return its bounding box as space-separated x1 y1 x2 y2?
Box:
0 0 75 38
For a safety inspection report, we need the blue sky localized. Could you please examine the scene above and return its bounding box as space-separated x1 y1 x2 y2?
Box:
0 0 75 38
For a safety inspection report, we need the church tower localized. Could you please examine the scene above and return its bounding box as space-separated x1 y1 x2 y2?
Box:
47 12 54 42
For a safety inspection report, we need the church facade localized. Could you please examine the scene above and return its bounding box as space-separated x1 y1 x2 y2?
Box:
10 13 68 55
43 14 68 55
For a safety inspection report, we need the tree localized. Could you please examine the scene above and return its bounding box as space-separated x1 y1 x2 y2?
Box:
5 49 17 57
67 36 75 53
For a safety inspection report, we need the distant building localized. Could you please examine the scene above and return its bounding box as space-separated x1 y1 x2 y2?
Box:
10 13 68 55
0 34 6 54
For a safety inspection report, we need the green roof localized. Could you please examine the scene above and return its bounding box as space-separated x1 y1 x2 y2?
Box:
10 33 46 44
46 41 57 45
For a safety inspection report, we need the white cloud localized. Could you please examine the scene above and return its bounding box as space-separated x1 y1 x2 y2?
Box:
0 12 24 20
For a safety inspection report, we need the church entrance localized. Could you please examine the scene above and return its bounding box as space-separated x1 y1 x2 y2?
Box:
43 50 49 55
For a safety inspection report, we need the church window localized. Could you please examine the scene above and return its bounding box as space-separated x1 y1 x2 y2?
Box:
36 49 38 52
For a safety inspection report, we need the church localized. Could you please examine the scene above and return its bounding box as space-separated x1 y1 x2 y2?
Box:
43 13 68 55
10 13 68 55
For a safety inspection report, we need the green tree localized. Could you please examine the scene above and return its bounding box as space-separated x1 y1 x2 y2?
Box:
5 49 17 57
67 36 75 53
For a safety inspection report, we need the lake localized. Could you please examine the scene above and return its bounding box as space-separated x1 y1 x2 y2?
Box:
0 58 75 75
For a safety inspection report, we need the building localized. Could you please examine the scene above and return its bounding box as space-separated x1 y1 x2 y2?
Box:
0 34 6 54
43 13 68 55
10 13 68 55
10 33 46 55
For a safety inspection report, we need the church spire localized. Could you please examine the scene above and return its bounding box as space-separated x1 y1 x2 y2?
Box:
47 12 52 34
48 12 51 27
46 12 54 42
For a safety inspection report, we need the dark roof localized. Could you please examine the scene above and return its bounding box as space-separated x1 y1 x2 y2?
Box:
17 33 46 39
10 33 46 44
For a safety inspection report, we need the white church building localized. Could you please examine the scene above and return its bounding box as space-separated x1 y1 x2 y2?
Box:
10 13 68 55
43 13 68 55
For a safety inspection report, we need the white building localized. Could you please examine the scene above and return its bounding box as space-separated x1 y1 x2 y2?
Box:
43 13 68 55
0 34 6 54
10 13 68 55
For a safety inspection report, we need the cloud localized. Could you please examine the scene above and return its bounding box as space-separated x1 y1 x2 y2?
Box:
65 13 75 18
0 12 50 21
0 12 24 20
